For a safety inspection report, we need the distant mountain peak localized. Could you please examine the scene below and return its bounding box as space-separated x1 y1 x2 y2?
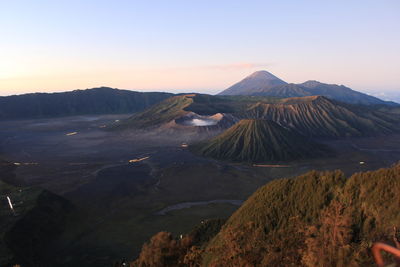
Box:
219 72 390 105
247 70 281 80
301 80 323 88
218 70 287 96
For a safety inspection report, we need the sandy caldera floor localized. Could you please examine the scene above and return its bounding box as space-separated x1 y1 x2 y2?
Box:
0 114 399 266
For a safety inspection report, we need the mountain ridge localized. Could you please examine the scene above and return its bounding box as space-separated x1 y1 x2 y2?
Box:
114 94 400 138
0 87 174 119
219 70 395 105
241 95 399 137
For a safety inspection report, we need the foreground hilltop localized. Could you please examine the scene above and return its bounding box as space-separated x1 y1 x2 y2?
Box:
192 119 328 162
219 70 396 106
133 163 400 266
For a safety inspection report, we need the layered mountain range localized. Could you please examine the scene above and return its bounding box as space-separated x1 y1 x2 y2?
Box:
219 70 396 106
113 93 400 162
0 72 396 120
114 94 400 138
1 73 399 165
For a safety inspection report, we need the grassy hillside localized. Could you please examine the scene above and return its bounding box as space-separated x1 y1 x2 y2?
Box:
0 87 173 119
132 164 400 267
192 119 328 163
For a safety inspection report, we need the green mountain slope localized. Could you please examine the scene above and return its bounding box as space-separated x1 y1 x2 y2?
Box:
203 164 400 266
0 87 173 119
133 164 400 267
242 96 399 137
192 119 327 162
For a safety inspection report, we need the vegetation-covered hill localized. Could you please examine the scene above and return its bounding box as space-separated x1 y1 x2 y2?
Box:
219 70 394 106
0 87 173 119
192 119 327 163
132 163 400 267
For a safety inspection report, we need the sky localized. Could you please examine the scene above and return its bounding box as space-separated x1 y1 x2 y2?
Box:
0 0 399 98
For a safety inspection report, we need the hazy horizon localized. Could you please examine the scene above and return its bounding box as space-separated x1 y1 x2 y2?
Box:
0 69 399 103
1 1 399 98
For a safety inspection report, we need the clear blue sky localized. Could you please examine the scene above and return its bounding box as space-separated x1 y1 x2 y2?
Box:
0 0 399 97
